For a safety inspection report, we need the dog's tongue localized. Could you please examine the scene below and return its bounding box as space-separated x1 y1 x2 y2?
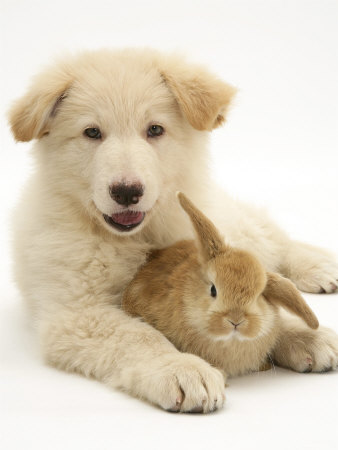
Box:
111 211 144 226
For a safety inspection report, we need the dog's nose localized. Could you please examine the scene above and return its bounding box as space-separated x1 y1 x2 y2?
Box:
109 183 144 207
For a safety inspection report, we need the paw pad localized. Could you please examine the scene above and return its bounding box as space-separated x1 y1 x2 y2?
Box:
302 357 313 373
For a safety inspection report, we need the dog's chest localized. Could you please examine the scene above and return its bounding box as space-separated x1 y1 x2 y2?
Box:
81 239 150 304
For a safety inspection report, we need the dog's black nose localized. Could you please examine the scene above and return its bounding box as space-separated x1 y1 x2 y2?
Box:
109 183 144 207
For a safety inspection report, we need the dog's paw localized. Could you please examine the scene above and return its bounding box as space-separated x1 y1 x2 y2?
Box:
284 242 338 293
309 328 338 372
274 326 338 373
295 267 338 294
136 353 226 413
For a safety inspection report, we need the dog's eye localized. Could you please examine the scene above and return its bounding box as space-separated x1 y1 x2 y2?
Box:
84 128 102 139
147 125 164 138
210 284 217 298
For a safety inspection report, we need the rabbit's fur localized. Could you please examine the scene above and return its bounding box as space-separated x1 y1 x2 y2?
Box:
123 193 319 377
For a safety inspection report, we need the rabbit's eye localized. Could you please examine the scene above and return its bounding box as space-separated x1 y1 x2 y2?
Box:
210 284 217 298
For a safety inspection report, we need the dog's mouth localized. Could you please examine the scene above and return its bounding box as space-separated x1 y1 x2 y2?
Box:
103 210 145 232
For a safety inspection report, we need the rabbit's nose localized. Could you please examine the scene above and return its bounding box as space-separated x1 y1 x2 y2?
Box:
227 319 244 329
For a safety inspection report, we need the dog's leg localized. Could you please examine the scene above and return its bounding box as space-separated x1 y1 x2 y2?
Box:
280 241 338 294
39 304 225 413
272 312 338 372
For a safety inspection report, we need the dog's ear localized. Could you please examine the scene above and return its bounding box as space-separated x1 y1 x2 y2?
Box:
8 65 73 142
160 58 236 131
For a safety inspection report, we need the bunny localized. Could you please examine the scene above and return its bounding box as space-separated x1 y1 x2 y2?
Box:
122 193 319 378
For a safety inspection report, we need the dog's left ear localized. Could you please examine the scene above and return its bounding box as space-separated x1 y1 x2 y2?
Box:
160 57 236 131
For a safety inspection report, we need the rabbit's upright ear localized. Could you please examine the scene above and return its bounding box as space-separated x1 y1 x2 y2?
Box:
160 57 236 131
264 273 319 329
8 63 73 142
177 192 226 260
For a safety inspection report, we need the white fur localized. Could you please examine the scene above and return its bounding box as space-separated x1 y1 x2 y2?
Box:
9 49 338 412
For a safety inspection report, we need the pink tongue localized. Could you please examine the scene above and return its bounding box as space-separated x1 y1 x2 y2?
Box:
111 211 144 226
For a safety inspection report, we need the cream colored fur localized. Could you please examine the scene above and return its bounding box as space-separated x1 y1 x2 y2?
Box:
8 49 338 413
123 193 323 377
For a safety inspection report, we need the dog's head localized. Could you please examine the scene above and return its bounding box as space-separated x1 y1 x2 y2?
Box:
9 49 236 236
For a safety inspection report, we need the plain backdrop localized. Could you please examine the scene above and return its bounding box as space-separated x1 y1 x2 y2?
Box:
1 1 338 449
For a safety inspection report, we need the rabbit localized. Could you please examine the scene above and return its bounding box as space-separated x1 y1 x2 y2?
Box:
122 192 319 378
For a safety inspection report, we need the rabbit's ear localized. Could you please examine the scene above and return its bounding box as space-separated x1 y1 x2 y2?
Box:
264 273 319 329
177 192 226 260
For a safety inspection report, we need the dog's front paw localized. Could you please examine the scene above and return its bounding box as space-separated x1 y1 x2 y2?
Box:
274 326 338 373
284 242 338 293
136 353 226 413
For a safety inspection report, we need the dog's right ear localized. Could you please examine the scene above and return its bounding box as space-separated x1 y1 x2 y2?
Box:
8 65 73 142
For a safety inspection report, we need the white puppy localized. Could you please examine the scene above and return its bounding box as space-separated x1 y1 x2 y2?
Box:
8 49 338 413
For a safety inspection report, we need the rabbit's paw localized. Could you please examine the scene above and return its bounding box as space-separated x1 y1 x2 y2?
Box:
283 242 338 294
273 326 338 373
137 353 226 413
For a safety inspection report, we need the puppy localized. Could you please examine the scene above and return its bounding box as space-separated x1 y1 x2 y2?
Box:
8 49 338 412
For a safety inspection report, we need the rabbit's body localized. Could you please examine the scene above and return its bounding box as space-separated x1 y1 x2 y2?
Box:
123 194 319 378
123 240 281 376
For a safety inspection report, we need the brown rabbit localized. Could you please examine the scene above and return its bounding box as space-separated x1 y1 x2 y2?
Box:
122 193 319 378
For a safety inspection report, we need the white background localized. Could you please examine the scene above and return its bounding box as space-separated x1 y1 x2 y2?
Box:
1 1 338 449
